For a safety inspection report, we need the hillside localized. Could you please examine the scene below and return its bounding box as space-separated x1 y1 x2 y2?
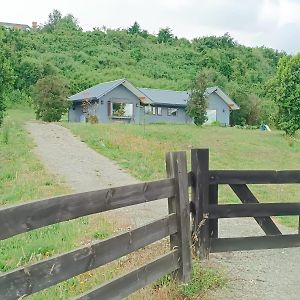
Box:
1 10 285 125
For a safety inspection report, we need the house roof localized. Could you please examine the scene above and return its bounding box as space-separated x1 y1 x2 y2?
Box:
69 79 152 104
0 22 30 30
138 88 189 107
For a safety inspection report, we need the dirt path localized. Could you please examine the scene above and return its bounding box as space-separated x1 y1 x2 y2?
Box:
26 122 300 300
25 121 167 228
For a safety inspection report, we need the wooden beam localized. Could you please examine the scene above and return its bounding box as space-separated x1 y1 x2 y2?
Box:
208 202 300 218
230 184 281 235
166 151 192 282
191 149 210 259
0 178 175 240
209 185 218 238
74 250 180 300
211 234 300 252
209 170 300 185
0 215 177 300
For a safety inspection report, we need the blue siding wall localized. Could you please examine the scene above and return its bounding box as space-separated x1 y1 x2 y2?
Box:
143 106 191 124
207 93 230 126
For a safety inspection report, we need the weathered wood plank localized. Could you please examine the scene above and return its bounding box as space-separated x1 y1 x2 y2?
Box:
209 185 218 238
74 250 180 300
209 170 300 184
0 214 177 300
208 202 300 218
166 151 191 282
230 184 282 235
191 149 210 259
211 234 300 252
0 178 175 240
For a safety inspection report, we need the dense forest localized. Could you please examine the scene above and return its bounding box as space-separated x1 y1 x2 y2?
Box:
0 10 288 125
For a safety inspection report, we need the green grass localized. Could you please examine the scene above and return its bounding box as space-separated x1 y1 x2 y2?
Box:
65 122 300 229
153 259 225 299
0 109 114 299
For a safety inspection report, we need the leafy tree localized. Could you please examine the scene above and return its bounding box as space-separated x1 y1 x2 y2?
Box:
186 71 210 125
157 27 174 43
0 32 14 125
269 54 300 135
31 75 70 122
128 22 141 35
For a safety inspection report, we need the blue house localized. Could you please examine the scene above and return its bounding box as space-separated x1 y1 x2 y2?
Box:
68 79 239 126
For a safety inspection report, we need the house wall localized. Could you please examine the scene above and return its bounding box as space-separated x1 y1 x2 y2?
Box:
69 85 141 124
143 106 192 124
207 92 230 126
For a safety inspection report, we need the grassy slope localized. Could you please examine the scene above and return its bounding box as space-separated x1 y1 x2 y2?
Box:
0 110 113 299
65 122 300 228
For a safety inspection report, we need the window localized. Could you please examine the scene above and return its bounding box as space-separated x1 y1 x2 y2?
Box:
110 102 133 118
167 108 178 116
145 106 162 116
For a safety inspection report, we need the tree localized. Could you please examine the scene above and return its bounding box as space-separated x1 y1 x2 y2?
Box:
31 75 70 122
269 54 300 135
157 27 174 44
127 22 141 35
186 71 210 125
0 31 14 125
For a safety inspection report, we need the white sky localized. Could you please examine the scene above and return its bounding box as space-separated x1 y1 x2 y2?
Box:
1 0 300 53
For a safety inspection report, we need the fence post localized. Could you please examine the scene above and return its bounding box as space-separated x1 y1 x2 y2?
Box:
191 149 210 259
166 151 192 282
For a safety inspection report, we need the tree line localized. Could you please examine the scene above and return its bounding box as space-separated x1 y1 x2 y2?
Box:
0 9 299 135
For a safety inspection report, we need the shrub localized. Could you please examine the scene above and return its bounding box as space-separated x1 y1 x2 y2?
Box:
31 75 70 122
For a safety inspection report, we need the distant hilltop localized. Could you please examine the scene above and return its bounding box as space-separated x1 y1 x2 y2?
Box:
0 21 37 30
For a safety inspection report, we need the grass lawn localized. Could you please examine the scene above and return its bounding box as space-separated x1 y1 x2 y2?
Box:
65 122 300 228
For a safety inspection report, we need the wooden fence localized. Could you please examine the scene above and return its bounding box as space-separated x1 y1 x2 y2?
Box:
191 148 300 258
0 151 192 299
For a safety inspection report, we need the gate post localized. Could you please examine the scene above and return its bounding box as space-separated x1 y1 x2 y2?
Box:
166 151 192 282
191 149 210 259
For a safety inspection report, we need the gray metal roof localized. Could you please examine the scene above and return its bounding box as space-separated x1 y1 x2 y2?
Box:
138 88 189 106
69 79 125 101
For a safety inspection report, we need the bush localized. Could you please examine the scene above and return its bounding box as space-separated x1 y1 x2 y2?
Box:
31 75 70 122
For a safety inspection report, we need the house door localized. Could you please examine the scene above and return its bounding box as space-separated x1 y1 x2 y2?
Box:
205 110 217 124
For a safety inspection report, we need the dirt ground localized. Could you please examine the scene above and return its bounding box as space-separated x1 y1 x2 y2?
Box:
26 122 300 300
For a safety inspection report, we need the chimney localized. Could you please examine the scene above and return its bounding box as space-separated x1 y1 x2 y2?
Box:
32 21 37 30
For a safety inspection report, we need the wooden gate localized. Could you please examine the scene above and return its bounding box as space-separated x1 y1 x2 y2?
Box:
191 148 300 258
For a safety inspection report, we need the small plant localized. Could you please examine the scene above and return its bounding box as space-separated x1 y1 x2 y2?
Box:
153 259 226 299
1 118 12 144
87 115 98 124
2 125 9 144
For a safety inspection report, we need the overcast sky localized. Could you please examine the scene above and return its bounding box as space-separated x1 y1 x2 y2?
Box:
1 0 300 53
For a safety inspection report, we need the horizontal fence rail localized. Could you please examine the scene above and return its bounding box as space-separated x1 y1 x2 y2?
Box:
0 178 176 241
207 203 300 218
211 234 300 252
209 170 300 184
0 214 177 300
75 250 180 300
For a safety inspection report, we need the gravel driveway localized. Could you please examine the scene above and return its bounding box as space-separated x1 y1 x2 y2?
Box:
26 122 300 300
26 121 168 228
